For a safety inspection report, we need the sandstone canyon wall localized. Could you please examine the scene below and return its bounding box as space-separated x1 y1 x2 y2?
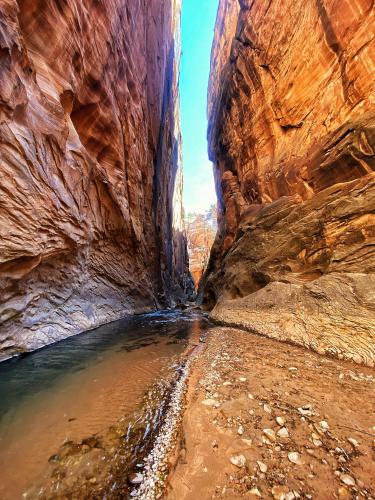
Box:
185 206 217 290
0 0 191 359
205 0 375 365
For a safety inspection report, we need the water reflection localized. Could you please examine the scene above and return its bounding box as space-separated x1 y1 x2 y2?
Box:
0 309 210 500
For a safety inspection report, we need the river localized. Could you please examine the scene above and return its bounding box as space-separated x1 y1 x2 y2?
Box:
0 309 210 499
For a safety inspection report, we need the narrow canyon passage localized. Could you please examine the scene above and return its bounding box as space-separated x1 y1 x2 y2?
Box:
0 0 374 499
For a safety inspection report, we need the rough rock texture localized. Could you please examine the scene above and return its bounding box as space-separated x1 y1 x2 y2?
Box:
185 206 217 290
204 0 375 365
0 0 192 359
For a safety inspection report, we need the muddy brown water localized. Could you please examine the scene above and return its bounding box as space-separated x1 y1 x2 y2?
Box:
0 309 209 500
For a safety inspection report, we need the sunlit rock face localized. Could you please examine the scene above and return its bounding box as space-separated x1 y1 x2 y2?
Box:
0 0 191 359
185 207 217 290
205 0 375 365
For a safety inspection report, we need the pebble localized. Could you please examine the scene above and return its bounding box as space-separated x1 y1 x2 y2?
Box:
340 474 356 486
202 399 217 407
285 493 298 500
277 427 289 438
288 452 302 465
338 487 350 498
263 403 272 413
257 461 268 473
263 428 276 442
319 420 329 432
249 487 262 497
239 377 247 382
230 454 246 468
276 416 285 426
298 405 314 417
223 381 232 386
248 393 254 399
242 438 253 446
313 439 323 447
289 367 298 372
238 425 244 435
347 437 360 447
129 472 144 485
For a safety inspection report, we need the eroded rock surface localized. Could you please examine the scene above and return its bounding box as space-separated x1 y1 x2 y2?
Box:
185 206 217 290
0 0 191 359
204 0 375 365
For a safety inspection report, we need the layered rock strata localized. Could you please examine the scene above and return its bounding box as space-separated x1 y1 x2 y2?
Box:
205 0 375 365
185 206 217 290
0 0 191 359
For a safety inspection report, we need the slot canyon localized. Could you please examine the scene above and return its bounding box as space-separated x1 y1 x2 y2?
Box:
0 0 374 499
0 0 193 360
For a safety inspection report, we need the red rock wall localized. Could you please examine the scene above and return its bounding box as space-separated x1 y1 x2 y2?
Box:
0 0 191 359
185 207 217 290
205 0 375 365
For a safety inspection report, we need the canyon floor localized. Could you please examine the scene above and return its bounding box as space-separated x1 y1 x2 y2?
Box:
168 325 375 500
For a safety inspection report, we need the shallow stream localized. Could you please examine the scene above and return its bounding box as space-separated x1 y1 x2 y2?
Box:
0 309 209 499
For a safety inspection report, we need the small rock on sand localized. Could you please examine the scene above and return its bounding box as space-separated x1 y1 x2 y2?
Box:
340 474 355 486
249 487 262 497
230 454 246 468
277 427 289 438
347 437 360 447
319 420 329 432
288 452 302 465
242 438 253 446
276 416 285 426
263 428 276 442
263 403 272 413
257 461 268 473
202 399 217 407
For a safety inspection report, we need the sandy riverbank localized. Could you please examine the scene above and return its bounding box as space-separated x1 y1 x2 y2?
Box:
166 326 375 499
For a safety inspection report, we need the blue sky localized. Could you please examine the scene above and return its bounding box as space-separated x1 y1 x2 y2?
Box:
180 0 218 215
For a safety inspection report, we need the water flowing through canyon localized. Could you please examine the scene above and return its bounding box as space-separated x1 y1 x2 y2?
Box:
0 310 211 499
0 0 374 498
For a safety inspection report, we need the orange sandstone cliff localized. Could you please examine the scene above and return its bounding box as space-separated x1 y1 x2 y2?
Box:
0 0 191 359
185 207 217 290
204 0 375 365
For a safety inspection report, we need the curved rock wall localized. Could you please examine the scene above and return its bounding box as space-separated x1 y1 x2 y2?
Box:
0 0 191 359
205 0 375 365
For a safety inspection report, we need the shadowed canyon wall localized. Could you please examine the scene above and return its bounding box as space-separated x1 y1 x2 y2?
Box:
0 0 192 359
204 0 375 365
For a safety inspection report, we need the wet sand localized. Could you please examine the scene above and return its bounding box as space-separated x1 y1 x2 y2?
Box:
167 326 375 499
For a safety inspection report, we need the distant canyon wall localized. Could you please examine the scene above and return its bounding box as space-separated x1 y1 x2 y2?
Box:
205 0 375 365
0 0 191 359
185 206 217 290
